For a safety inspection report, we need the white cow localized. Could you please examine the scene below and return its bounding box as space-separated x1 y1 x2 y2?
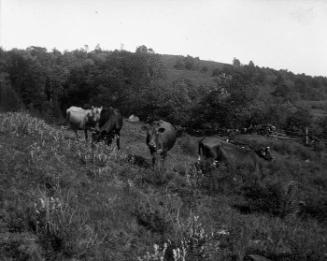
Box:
66 106 102 140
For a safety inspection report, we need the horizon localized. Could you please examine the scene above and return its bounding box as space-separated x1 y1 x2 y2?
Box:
1 45 326 79
1 0 326 77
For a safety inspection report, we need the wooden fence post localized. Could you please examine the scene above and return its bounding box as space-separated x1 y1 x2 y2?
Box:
305 127 309 145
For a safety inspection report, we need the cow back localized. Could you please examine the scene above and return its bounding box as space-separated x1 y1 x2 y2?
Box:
66 106 89 129
198 136 229 162
218 143 259 169
99 107 123 133
159 120 176 151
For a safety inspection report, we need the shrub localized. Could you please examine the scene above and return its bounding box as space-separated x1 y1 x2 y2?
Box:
133 191 183 236
285 108 312 134
0 232 43 261
234 180 300 218
0 74 22 112
137 215 231 261
178 135 198 156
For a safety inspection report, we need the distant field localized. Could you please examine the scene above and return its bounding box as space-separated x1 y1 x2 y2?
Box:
165 68 215 86
160 54 227 72
296 100 327 109
160 54 226 90
296 100 327 118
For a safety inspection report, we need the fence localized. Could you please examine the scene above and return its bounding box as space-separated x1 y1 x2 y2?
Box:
185 126 327 147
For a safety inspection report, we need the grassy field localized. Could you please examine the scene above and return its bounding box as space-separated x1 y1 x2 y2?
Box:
295 100 327 119
0 112 327 261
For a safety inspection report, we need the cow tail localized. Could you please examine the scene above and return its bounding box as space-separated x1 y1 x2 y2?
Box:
66 109 70 121
198 139 204 161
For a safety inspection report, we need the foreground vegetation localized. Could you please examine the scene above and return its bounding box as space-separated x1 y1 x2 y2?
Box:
0 112 326 260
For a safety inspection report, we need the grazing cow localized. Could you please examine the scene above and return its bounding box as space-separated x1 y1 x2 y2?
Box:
92 107 123 149
143 120 177 168
198 137 273 178
66 106 102 140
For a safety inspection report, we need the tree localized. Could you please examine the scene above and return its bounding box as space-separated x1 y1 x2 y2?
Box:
0 72 21 112
233 57 241 67
286 108 312 133
95 43 102 52
174 58 184 69
135 45 154 54
271 75 298 103
211 68 220 76
200 66 208 73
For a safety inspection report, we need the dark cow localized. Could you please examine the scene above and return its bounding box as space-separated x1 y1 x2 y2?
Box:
66 106 102 140
143 120 177 168
198 136 273 178
92 107 123 149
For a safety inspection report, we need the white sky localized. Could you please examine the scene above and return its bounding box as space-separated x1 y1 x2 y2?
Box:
0 0 326 76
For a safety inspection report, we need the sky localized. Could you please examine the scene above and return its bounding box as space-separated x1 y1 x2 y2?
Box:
0 0 326 76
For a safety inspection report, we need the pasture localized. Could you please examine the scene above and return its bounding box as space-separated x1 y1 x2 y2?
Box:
0 112 326 261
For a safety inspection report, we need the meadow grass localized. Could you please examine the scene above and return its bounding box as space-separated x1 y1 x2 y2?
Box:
0 112 326 260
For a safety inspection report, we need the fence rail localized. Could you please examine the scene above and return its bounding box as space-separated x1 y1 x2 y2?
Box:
185 126 327 146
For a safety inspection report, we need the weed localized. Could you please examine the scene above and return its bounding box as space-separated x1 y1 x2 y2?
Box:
1 112 326 260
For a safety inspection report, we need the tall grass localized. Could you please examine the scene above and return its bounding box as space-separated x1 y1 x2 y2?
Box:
0 112 326 260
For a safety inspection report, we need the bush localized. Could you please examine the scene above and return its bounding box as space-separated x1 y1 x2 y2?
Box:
178 135 198 156
0 232 43 261
286 108 312 134
0 81 21 112
234 180 300 218
133 190 183 236
271 139 315 160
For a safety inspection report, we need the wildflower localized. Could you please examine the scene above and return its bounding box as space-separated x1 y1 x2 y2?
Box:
40 198 46 209
217 229 229 236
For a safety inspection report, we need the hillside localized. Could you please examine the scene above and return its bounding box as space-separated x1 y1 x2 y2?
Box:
159 53 327 106
160 54 226 70
159 54 232 93
1 47 327 135
1 112 327 260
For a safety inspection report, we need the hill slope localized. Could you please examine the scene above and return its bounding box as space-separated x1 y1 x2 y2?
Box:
1 47 327 132
0 112 327 260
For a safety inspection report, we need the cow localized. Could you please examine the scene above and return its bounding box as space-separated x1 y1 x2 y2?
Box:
198 136 273 179
66 106 102 140
92 107 123 149
143 120 177 169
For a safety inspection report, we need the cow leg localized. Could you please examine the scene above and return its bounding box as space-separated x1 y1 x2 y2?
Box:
149 147 156 169
91 131 98 143
74 129 79 140
153 155 160 171
84 129 88 141
159 152 167 172
258 163 265 181
106 134 111 146
116 134 120 150
150 152 156 168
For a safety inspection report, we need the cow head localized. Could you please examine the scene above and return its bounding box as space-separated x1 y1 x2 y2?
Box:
256 146 273 161
143 123 165 153
87 106 102 125
196 157 219 174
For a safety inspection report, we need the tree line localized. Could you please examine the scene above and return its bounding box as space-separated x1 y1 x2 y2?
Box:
0 45 327 137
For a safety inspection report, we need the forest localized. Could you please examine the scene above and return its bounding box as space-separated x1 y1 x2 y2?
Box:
1 45 327 137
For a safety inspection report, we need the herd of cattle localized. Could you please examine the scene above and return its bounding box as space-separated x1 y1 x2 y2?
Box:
66 105 274 175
